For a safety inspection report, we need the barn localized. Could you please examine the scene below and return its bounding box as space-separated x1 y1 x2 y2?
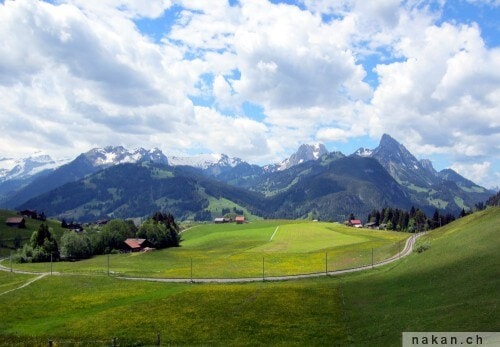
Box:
5 217 26 229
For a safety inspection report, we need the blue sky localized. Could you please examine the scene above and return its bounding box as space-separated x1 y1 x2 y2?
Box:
0 0 498 188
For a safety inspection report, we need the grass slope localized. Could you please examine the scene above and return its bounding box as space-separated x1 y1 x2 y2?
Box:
341 207 500 345
0 208 498 346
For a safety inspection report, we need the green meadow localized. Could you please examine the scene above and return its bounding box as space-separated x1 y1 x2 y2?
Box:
4 220 408 279
0 207 498 346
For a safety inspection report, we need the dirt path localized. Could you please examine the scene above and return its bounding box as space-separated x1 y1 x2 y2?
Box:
0 232 425 285
0 273 48 297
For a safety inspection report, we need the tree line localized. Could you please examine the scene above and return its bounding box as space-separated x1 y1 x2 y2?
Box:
365 206 456 232
13 212 181 263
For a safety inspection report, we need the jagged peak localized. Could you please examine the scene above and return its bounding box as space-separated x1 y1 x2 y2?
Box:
83 145 168 167
354 147 373 157
168 153 242 169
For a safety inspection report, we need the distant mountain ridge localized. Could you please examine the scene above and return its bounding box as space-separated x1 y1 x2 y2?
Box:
2 146 169 208
0 152 68 182
2 134 494 222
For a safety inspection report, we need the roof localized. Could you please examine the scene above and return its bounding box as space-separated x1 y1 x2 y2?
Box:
124 238 147 249
350 219 362 225
235 216 245 221
6 217 25 224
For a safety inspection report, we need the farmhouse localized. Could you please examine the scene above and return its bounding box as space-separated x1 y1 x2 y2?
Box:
348 219 363 228
214 217 229 224
122 238 154 252
5 217 26 228
235 216 245 224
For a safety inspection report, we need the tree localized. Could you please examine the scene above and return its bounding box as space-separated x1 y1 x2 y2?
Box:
60 231 93 260
16 223 59 262
13 233 23 249
138 212 181 249
96 219 137 253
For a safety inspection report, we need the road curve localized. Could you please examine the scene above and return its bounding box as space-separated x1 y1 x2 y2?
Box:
119 232 426 284
0 232 426 285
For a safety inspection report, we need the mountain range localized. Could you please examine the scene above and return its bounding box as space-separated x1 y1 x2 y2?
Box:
0 134 493 222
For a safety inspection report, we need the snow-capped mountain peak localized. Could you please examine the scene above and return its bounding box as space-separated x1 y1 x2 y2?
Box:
273 143 328 171
169 153 242 169
354 147 373 157
0 152 69 182
83 146 168 167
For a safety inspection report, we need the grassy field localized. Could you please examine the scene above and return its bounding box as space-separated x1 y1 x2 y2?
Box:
3 220 408 278
0 207 498 346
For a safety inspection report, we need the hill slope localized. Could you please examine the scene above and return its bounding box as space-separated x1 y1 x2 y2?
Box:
0 208 497 346
342 207 500 345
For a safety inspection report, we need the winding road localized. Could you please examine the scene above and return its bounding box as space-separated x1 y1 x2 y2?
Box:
0 232 425 289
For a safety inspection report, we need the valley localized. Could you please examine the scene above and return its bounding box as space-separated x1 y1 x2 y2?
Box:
0 207 498 346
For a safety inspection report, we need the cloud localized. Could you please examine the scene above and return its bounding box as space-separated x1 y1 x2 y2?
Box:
451 161 494 187
0 0 196 157
187 106 272 160
0 0 498 187
369 22 500 161
231 1 371 110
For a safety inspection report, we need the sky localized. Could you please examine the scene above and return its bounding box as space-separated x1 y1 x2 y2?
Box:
0 0 499 189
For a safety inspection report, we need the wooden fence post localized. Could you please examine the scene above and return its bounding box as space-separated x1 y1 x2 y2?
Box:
262 256 265 281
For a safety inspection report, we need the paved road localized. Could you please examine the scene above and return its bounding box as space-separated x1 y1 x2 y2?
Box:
0 232 425 287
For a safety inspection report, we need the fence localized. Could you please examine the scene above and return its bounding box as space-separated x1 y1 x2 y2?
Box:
4 238 411 281
6 332 163 347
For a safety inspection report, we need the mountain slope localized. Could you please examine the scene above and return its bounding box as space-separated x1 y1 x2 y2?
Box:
0 153 69 207
264 155 412 220
17 163 266 222
5 146 169 208
18 152 414 223
357 134 492 214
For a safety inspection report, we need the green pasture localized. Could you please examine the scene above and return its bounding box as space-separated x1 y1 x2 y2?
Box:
3 220 408 279
0 207 498 346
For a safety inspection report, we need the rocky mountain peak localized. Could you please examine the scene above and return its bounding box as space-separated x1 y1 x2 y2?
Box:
277 143 328 171
83 146 168 167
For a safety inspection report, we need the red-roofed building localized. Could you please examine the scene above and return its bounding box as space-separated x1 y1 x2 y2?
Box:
5 217 26 229
122 238 154 252
348 219 363 228
235 216 245 224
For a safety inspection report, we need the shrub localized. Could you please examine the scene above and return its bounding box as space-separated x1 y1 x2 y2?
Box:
415 242 431 253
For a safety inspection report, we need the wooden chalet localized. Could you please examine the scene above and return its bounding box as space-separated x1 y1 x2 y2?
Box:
235 216 245 224
348 219 363 228
122 238 154 252
5 217 26 229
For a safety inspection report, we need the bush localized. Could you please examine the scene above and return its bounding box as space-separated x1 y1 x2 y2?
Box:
415 242 431 253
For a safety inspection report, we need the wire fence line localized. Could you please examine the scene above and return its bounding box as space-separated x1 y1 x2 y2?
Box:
2 235 422 283
4 333 163 347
